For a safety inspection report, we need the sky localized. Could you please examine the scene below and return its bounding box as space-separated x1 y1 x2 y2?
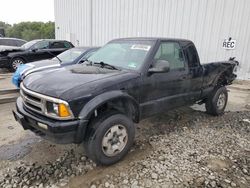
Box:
0 0 54 25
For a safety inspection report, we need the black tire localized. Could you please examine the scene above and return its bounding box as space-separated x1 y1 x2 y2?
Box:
84 110 135 165
10 57 25 72
205 86 228 116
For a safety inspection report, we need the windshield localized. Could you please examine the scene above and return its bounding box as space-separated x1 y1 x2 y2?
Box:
53 48 85 63
88 41 153 70
21 40 39 49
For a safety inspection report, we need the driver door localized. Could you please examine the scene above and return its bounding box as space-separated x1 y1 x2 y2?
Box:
27 41 51 62
140 41 190 118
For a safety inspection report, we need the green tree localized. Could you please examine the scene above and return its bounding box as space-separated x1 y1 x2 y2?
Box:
0 21 11 36
1 21 55 41
0 21 11 29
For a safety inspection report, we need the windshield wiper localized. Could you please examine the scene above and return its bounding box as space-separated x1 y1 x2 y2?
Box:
93 61 120 70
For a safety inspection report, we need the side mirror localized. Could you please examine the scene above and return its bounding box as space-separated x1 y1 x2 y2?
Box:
31 48 38 52
78 59 86 64
148 60 170 74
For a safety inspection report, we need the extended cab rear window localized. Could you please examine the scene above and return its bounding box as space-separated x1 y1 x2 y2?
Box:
185 44 199 67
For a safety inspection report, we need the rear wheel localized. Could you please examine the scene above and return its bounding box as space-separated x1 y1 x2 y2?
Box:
84 110 135 165
10 57 25 72
205 86 228 116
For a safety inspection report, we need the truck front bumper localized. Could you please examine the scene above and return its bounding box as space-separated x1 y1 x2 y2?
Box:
13 97 88 144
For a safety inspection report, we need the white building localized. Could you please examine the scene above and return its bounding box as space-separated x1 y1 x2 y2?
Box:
54 0 250 80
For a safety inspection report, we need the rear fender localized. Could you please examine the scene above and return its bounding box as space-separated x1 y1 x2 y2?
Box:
212 61 238 86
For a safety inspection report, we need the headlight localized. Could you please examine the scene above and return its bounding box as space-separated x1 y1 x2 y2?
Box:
46 101 73 118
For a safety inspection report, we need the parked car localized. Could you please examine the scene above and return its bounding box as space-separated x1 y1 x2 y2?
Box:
0 37 27 49
0 39 74 71
12 47 99 88
13 37 238 165
0 38 27 54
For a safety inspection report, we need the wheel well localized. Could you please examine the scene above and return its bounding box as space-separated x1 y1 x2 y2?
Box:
217 73 228 86
11 56 26 63
216 66 236 87
89 98 139 123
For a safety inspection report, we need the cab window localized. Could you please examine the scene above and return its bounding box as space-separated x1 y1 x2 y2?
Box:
32 41 49 50
50 41 65 49
154 42 185 70
64 42 72 48
50 41 72 49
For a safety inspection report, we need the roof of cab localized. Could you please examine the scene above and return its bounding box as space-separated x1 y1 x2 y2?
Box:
110 37 192 43
30 39 70 42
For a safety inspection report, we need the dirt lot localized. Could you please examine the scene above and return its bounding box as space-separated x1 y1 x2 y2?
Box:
0 76 249 188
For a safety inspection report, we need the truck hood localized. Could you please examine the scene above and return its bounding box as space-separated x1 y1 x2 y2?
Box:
23 64 136 100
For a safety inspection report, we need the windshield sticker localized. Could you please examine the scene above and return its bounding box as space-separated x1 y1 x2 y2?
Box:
73 51 82 55
131 45 151 51
128 62 137 68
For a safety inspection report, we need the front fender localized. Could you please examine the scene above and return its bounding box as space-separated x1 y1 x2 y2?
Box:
78 90 140 121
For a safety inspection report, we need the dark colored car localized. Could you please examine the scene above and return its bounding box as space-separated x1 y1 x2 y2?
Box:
0 37 27 48
12 47 99 88
13 37 238 165
0 38 27 54
0 39 74 71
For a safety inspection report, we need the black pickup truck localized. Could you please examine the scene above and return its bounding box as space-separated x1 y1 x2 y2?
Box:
13 38 238 165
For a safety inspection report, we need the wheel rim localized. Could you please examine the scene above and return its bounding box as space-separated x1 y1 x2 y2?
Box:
217 93 226 110
12 59 23 70
102 124 128 157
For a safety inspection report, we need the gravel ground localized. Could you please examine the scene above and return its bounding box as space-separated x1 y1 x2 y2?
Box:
0 108 249 188
0 151 96 188
80 109 250 188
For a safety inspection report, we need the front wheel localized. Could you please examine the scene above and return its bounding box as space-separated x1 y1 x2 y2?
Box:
10 57 25 72
205 86 228 116
84 111 135 165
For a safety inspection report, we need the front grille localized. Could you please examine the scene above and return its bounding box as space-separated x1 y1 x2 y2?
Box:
20 85 44 114
20 83 74 120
